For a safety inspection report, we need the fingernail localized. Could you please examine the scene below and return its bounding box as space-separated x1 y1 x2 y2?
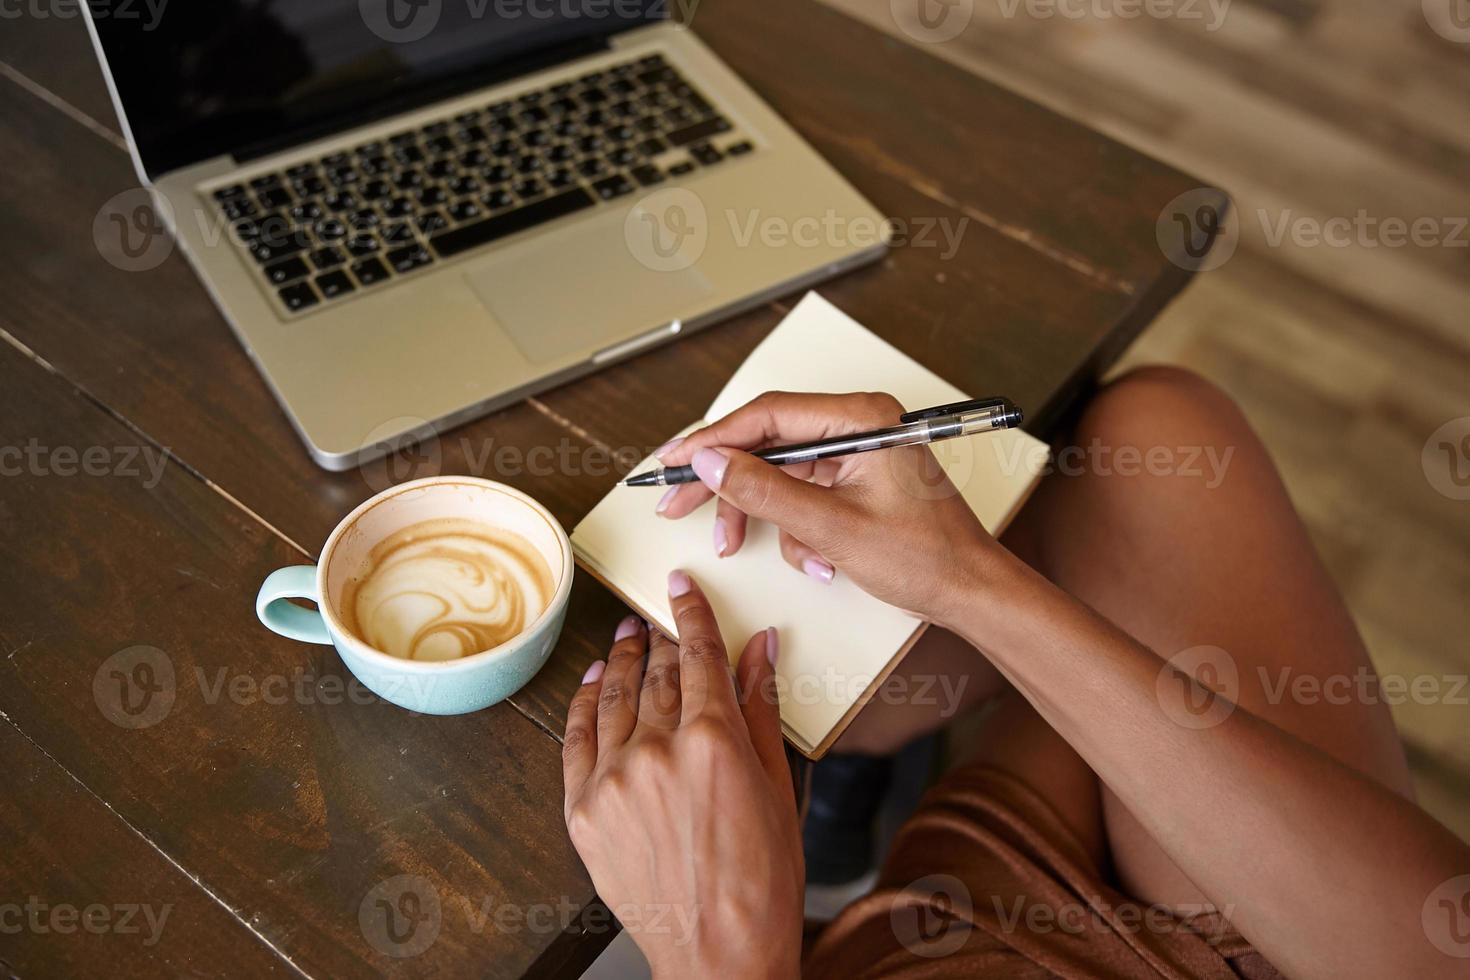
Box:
802 558 835 584
614 615 640 642
668 569 692 597
581 660 606 684
713 516 728 557
654 436 684 461
691 448 728 491
765 627 779 668
655 485 678 515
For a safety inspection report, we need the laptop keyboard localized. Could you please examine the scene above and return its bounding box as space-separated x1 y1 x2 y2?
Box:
206 54 754 316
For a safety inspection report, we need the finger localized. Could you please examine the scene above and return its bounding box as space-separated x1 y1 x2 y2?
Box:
779 530 835 584
637 626 682 731
658 456 816 523
713 497 746 558
595 615 646 753
666 570 739 724
687 447 847 557
655 480 714 521
660 391 903 468
562 659 606 818
735 628 791 800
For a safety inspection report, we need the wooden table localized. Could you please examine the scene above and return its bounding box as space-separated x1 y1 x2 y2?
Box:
0 2 1209 976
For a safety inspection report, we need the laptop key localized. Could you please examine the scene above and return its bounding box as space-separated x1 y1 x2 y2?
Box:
431 186 595 258
383 222 416 246
278 282 319 312
221 198 258 221
257 186 293 209
309 246 346 270
631 164 664 187
666 115 732 147
387 244 434 274
669 161 695 176
690 142 723 166
315 218 348 242
482 188 514 210
449 200 482 223
635 136 668 156
213 183 247 201
264 255 310 285
249 236 307 265
315 270 356 299
346 235 381 258
352 256 391 286
727 140 754 156
591 174 635 200
417 210 450 235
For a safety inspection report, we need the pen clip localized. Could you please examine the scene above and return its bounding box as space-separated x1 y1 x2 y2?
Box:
900 397 1010 423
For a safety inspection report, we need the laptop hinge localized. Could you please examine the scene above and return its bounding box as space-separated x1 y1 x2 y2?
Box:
234 34 611 164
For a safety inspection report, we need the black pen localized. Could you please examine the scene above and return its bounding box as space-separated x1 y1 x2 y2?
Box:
622 397 1023 487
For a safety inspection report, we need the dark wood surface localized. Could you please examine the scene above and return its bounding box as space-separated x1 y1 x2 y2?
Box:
0 1 1205 975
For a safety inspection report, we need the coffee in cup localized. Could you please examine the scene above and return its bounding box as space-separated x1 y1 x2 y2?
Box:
338 517 554 662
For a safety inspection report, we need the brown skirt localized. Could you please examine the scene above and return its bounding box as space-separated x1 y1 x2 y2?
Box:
803 766 1281 980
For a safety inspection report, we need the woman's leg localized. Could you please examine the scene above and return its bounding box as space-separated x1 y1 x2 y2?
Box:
1003 365 1413 908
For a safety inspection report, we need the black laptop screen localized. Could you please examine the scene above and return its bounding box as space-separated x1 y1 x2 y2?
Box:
89 0 667 178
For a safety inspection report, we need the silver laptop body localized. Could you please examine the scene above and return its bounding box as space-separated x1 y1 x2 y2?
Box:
83 7 888 469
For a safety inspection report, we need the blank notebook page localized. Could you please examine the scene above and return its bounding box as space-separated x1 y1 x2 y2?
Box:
572 292 1047 751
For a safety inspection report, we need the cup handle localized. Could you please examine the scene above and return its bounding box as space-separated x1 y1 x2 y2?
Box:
256 566 333 645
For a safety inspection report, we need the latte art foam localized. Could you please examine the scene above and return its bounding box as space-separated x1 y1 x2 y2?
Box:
339 518 554 661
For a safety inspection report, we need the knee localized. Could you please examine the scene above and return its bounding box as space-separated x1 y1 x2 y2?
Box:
1056 366 1266 496
1082 366 1249 450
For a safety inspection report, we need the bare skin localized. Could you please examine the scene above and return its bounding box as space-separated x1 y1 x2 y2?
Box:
564 372 1470 979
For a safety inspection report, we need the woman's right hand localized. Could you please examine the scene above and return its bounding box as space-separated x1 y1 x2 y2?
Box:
654 391 1004 627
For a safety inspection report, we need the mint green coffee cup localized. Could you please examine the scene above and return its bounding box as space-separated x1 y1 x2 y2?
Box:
255 477 572 714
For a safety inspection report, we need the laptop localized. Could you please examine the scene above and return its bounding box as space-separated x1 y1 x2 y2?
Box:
82 3 889 470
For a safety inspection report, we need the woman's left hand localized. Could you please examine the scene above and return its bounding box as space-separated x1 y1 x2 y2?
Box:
561 570 803 979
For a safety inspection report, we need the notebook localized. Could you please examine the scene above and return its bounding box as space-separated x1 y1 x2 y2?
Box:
571 292 1049 758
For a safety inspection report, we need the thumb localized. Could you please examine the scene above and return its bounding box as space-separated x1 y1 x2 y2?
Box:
689 447 839 553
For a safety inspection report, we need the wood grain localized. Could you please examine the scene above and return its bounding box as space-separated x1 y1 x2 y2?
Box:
0 723 295 978
0 341 596 977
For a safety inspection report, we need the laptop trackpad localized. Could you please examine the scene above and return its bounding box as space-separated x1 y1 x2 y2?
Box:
464 218 715 365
